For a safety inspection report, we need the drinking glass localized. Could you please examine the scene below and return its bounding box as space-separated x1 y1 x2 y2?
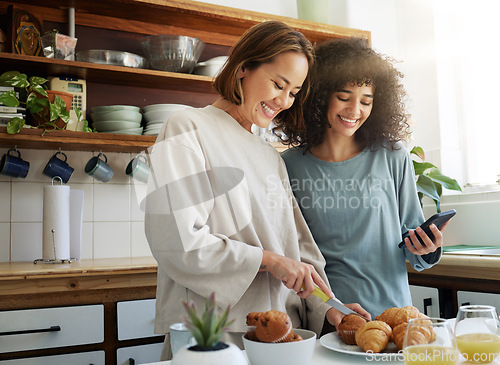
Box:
455 305 500 364
404 317 459 365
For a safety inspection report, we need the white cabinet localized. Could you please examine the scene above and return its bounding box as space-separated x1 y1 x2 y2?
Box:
116 343 163 365
0 351 105 365
117 299 158 340
116 299 163 364
0 305 104 353
457 291 500 310
409 285 440 317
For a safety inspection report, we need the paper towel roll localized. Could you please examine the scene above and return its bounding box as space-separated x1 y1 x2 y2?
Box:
43 184 71 260
70 189 84 260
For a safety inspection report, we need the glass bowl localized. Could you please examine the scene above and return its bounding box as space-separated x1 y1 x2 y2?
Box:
140 35 205 73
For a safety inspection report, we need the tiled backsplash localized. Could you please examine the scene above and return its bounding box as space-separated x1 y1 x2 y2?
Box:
0 148 151 262
2 147 498 262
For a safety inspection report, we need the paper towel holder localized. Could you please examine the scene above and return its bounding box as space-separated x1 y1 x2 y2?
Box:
34 177 76 264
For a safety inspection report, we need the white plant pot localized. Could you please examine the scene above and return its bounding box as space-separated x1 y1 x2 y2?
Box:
171 343 247 365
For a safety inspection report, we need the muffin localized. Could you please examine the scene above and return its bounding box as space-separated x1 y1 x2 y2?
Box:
254 310 294 343
338 314 368 345
246 312 263 341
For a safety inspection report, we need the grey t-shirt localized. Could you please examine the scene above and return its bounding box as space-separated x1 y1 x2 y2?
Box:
282 144 441 317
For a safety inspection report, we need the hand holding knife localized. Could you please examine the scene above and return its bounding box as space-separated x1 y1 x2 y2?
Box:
307 285 371 321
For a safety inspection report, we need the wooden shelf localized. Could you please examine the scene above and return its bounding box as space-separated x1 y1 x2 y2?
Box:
7 0 370 46
0 127 156 153
0 53 216 92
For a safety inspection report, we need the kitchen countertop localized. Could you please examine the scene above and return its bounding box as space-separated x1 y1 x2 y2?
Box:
1 252 499 299
406 251 500 281
0 256 158 280
1 252 498 282
0 257 158 303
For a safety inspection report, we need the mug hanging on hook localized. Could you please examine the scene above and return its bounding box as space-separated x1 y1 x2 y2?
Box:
0 148 30 178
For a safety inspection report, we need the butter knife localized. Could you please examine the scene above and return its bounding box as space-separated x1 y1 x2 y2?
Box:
309 285 369 320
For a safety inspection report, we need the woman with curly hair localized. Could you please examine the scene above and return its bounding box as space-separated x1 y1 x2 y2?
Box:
280 37 447 321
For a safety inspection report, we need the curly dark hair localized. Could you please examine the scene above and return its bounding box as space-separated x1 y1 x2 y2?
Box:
277 37 411 150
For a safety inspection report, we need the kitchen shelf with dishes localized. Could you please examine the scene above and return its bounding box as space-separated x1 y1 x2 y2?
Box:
0 52 216 93
0 0 369 156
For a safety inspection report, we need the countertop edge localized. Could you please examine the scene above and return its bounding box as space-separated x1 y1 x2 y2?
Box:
0 257 159 280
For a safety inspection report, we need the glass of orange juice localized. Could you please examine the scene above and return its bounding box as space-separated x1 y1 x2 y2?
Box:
403 317 460 365
455 305 500 364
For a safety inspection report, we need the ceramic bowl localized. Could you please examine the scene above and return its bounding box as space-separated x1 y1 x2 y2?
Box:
143 119 165 125
91 105 140 113
242 329 316 365
91 110 142 123
143 109 189 123
92 120 141 132
142 103 192 113
107 127 144 135
193 56 228 77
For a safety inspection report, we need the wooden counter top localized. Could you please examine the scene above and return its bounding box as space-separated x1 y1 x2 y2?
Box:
407 253 500 282
0 257 158 280
1 253 498 301
0 257 159 304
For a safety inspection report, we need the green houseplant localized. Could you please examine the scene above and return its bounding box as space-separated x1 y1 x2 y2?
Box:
411 146 462 212
0 71 90 134
172 292 247 365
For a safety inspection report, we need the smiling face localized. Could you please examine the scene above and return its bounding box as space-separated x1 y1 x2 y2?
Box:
326 82 374 141
231 51 309 131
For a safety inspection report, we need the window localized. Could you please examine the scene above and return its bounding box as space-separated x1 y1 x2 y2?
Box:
434 0 500 187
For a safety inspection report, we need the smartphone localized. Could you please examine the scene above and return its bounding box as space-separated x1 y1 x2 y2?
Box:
398 209 456 248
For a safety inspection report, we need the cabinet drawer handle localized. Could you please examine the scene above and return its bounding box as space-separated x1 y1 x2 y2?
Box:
0 325 61 336
423 297 432 315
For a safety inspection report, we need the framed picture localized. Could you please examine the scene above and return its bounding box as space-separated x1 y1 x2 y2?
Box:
7 5 43 56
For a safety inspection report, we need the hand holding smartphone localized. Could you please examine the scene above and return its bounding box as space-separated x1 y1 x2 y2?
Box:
398 209 456 248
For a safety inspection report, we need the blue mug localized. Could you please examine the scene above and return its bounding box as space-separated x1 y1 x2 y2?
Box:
85 152 113 182
0 149 29 178
43 151 74 184
126 154 150 183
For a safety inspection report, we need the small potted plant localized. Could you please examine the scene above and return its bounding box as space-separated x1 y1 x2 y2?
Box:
0 71 90 134
172 292 247 365
411 146 462 212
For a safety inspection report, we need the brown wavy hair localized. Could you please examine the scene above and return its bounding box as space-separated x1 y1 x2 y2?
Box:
279 37 411 150
213 20 314 128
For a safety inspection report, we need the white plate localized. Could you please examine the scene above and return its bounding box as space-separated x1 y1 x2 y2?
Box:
319 333 403 360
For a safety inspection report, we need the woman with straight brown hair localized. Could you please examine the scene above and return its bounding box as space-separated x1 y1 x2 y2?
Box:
145 21 369 360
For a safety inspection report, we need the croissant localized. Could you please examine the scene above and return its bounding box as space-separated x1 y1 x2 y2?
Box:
375 307 400 328
355 320 392 353
375 306 421 328
391 322 407 350
405 318 437 347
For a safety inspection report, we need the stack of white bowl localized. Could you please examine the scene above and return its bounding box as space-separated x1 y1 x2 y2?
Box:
91 105 143 135
142 104 192 135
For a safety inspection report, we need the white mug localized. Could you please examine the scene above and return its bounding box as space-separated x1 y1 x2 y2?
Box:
170 322 196 356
